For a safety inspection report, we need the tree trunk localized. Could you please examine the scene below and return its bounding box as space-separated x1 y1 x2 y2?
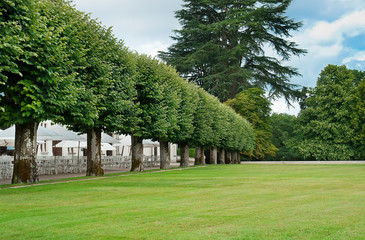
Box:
229 81 238 100
131 135 144 172
12 122 39 184
210 147 217 164
231 151 237 164
237 151 241 164
180 142 190 167
225 151 232 164
218 149 225 164
159 139 170 169
194 146 205 165
86 128 104 176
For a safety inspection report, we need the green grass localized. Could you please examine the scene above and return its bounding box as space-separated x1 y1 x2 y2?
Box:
0 165 364 239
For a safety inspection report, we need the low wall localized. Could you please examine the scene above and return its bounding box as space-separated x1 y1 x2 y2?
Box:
0 156 160 180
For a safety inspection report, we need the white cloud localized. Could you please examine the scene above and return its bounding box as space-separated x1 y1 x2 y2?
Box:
288 9 365 87
311 44 343 58
342 51 365 64
294 9 365 58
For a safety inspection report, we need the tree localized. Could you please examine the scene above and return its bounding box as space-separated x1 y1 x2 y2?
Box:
166 78 198 167
0 0 80 183
186 86 254 165
268 113 299 160
60 13 137 176
130 55 173 171
351 79 365 159
159 0 306 102
190 88 217 164
219 105 255 163
173 78 198 167
155 63 182 169
225 88 277 159
291 65 357 160
79 34 137 176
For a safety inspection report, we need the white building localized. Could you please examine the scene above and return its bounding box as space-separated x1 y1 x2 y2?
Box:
113 135 177 162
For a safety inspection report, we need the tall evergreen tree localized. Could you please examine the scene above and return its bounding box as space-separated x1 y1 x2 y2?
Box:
159 0 306 102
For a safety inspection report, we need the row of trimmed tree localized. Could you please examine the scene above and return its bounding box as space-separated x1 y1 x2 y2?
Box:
0 0 255 184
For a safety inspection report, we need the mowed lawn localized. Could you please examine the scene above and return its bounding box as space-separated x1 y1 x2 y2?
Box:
0 165 364 240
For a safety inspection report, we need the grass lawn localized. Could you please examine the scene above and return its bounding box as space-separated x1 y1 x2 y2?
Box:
0 164 364 239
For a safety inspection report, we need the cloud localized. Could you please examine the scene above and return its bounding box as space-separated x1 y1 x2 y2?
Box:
342 51 365 63
311 44 343 58
295 10 365 51
288 9 365 88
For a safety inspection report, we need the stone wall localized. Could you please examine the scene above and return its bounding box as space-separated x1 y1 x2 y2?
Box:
0 156 13 180
0 156 160 180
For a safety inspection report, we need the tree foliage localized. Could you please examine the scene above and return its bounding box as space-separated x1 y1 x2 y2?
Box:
0 0 88 182
225 88 277 159
0 0 76 127
173 78 199 144
50 2 138 175
268 113 299 160
159 0 306 102
1 0 260 181
290 65 359 160
59 10 137 135
190 88 219 148
132 55 170 139
351 78 365 158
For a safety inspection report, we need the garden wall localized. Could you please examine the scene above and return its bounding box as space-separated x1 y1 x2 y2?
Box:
0 156 160 180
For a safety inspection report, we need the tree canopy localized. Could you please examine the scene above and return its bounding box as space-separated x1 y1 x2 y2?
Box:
351 78 365 158
225 88 277 159
0 0 86 183
159 0 306 102
0 0 76 127
290 65 360 160
1 0 263 181
268 113 299 161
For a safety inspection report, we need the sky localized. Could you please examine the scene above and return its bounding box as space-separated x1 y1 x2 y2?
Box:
72 0 365 115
